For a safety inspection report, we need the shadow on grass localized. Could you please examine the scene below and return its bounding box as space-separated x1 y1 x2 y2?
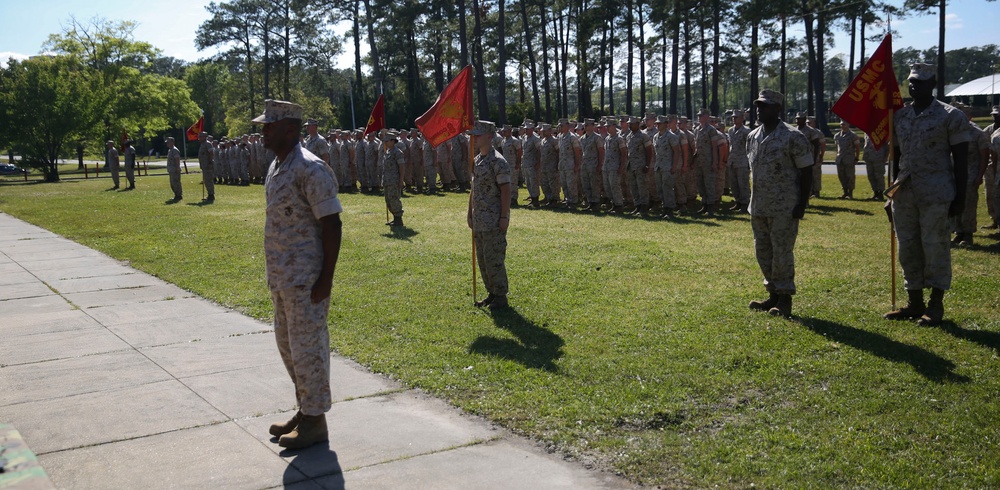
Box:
277 441 344 489
381 225 418 241
806 203 875 216
953 242 1000 256
469 307 564 372
938 320 1000 354
796 316 969 384
186 199 215 207
164 198 181 205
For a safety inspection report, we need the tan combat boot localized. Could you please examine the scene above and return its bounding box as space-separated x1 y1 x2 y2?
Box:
269 411 301 437
278 413 328 449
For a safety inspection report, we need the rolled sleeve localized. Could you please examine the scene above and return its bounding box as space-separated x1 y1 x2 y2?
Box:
791 133 814 169
947 112 973 146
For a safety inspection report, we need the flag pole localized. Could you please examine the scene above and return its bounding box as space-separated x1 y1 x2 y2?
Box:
470 131 477 304
888 106 896 311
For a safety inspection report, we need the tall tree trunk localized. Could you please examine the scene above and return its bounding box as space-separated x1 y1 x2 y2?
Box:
661 18 667 114
578 0 594 118
541 0 553 121
519 66 526 104
282 2 291 100
699 19 707 110
750 10 759 126
936 0 946 101
520 0 541 119
710 0 721 115
683 13 692 118
637 0 646 114
472 0 489 115
608 10 615 114
558 8 569 117
803 5 814 114
499 0 507 124
553 12 563 117
669 3 680 114
363 0 382 97
859 10 866 68
780 15 787 96
353 0 363 108
815 10 829 135
600 17 607 112
848 8 857 81
458 0 469 66
433 3 444 92
626 0 634 114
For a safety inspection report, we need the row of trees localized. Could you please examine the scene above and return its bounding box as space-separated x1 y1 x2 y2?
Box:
0 19 200 181
4 1 998 181
191 0 994 140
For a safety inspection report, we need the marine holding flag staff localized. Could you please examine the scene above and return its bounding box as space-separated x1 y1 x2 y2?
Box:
883 64 970 327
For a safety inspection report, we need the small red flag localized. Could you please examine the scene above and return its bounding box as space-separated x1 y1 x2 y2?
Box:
186 116 204 141
363 94 386 137
416 65 475 148
831 34 903 150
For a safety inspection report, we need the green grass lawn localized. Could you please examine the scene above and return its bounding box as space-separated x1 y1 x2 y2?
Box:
2 172 999 488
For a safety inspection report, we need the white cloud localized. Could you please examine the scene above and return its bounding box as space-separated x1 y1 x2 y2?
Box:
945 13 963 29
0 52 30 68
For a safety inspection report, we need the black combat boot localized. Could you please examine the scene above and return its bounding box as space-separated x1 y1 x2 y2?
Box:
883 289 926 320
917 288 945 326
749 292 778 312
768 294 792 318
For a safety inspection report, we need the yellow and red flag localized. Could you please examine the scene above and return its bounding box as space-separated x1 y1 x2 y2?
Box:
186 116 204 141
362 94 386 137
416 65 474 147
831 34 903 150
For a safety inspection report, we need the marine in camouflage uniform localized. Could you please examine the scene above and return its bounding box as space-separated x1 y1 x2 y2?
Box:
797 114 825 197
105 141 120 189
380 132 405 226
692 109 727 214
421 133 437 193
952 108 990 246
408 129 425 192
602 121 628 212
677 117 697 211
539 124 561 205
166 137 183 200
198 132 215 200
625 117 653 214
983 107 1000 230
302 119 332 168
557 118 582 207
467 120 512 310
862 133 889 200
579 119 604 211
500 125 523 206
364 132 381 192
727 110 752 211
258 99 343 450
520 121 542 206
833 121 860 199
451 133 471 191
653 115 682 217
746 90 814 318
437 138 456 190
884 64 971 326
123 141 137 189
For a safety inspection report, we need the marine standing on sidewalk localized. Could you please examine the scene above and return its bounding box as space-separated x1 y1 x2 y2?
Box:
883 63 970 326
746 90 814 318
467 120 512 310
258 99 343 450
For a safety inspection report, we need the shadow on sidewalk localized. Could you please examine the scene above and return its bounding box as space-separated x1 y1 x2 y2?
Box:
281 442 345 489
795 316 969 384
469 307 564 372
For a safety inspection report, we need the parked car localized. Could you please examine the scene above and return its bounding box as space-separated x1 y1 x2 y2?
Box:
0 163 26 175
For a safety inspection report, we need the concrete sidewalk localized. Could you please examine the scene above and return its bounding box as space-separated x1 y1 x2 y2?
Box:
0 213 632 489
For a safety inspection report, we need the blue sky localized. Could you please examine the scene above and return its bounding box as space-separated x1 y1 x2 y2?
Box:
2 0 997 71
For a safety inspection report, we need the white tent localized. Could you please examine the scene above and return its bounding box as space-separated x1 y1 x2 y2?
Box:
945 73 1000 97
